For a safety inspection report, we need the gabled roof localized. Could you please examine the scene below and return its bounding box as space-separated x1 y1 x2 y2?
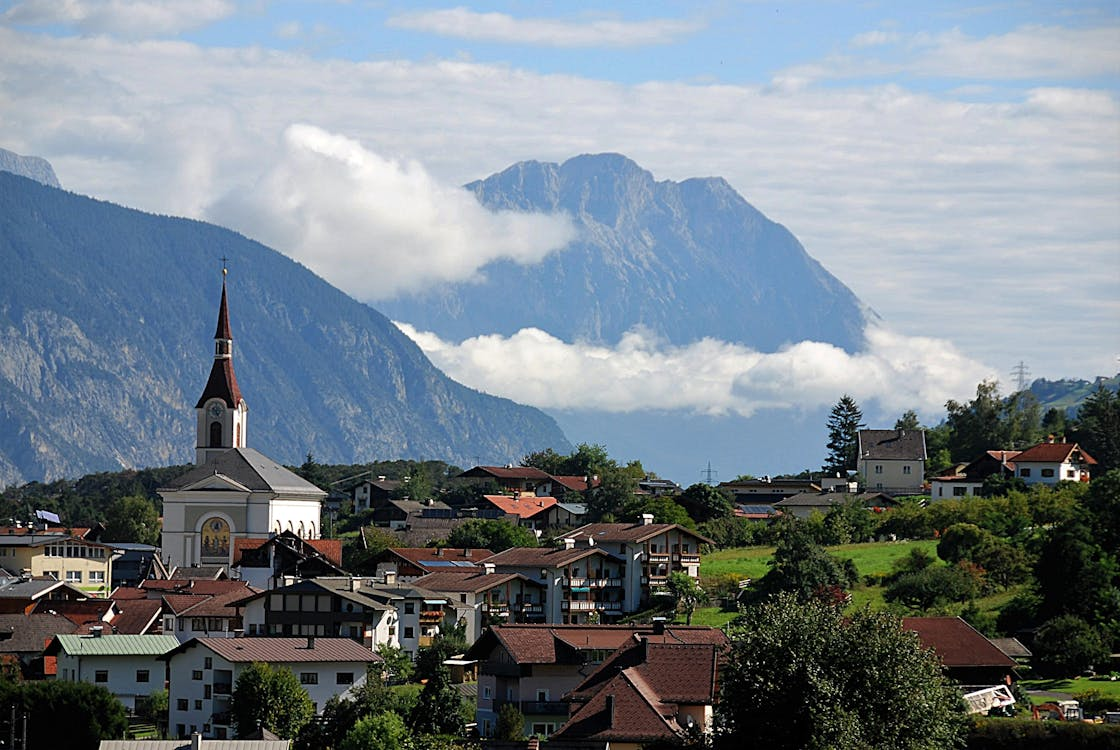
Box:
774 491 896 508
555 668 683 743
858 429 928 461
379 547 492 571
29 598 117 627
0 577 85 601
167 586 261 618
170 565 227 580
552 475 596 492
465 624 723 665
1011 442 1096 465
483 545 610 569
0 613 77 653
105 597 163 635
163 636 383 664
46 633 180 657
458 465 553 481
232 532 345 569
412 570 544 594
902 617 1018 669
566 522 713 546
160 447 326 497
482 494 558 519
138 579 249 596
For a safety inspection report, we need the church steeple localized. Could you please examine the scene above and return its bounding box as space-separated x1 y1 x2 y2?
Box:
195 268 248 464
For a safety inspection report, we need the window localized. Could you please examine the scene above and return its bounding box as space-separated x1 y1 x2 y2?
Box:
336 672 354 685
404 627 414 639
66 570 82 583
204 657 212 669
483 686 492 699
1020 468 1031 477
536 689 548 702
1067 469 1076 478
44 571 59 580
204 685 211 699
89 570 105 584
136 669 150 683
1041 468 1055 478
902 465 912 475
192 670 203 681
209 420 222 447
177 699 188 711
874 465 883 474
404 602 415 615
532 723 554 737
300 672 318 685
194 700 203 710
460 594 467 603
952 486 968 497
94 670 108 683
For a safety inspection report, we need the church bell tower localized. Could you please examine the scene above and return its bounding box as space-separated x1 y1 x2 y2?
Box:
195 268 248 464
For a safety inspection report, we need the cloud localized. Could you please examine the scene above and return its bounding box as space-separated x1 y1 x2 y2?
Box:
386 7 704 48
207 124 577 301
2 0 235 37
396 322 994 420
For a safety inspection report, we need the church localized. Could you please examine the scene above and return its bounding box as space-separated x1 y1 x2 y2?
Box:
159 273 326 571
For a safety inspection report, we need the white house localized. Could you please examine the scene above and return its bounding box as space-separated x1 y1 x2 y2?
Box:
47 632 181 711
162 636 382 740
857 429 928 495
1011 441 1096 486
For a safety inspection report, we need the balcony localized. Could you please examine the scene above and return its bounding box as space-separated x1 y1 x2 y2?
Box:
674 553 701 565
646 552 670 563
212 682 232 696
419 610 444 622
517 603 543 614
519 701 569 716
211 711 231 726
564 577 622 588
562 600 622 612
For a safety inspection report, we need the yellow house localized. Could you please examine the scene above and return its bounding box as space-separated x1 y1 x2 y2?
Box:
0 531 118 595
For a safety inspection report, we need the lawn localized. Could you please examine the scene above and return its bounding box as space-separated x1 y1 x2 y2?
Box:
1020 676 1120 701
701 539 941 582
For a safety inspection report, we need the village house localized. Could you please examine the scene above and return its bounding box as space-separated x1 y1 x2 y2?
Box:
0 529 119 594
369 547 493 581
857 429 928 495
718 477 822 506
413 563 547 642
231 531 345 590
930 450 1020 500
47 632 181 712
772 491 896 520
1010 440 1096 485
162 636 381 740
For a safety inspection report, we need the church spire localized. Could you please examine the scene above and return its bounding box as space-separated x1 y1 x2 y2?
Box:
195 266 248 464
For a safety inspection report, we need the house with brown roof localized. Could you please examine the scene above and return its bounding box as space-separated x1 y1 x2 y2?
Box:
0 612 78 677
162 582 260 642
564 516 711 610
413 564 547 642
1010 440 1096 485
162 636 382 740
458 466 556 495
553 625 729 747
858 429 928 495
466 623 725 740
231 530 345 590
930 450 1020 500
479 494 559 533
482 544 626 625
718 478 822 506
772 491 897 520
902 616 1019 687
0 575 89 615
369 547 492 581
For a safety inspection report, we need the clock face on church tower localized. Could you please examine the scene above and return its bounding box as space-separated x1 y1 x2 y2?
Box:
208 402 225 418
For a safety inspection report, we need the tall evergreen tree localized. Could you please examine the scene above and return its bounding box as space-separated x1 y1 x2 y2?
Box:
1074 385 1120 473
822 395 864 475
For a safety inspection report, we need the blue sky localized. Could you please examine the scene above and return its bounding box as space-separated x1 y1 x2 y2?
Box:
1 1 1118 441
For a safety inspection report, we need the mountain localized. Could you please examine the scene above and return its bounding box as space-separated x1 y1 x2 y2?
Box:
0 147 60 189
0 170 570 487
1029 374 1120 417
379 154 871 352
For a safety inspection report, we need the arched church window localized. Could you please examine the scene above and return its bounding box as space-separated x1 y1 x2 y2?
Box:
309 522 317 538
209 421 222 447
298 521 305 538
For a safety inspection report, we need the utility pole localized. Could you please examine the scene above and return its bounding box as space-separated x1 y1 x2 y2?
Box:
700 461 718 485
1010 361 1031 392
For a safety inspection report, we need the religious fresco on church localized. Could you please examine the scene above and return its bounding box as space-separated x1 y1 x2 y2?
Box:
201 516 230 559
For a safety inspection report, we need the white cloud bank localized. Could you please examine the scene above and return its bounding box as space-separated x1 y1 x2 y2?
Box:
2 0 235 37
387 8 704 48
396 322 994 419
208 125 576 301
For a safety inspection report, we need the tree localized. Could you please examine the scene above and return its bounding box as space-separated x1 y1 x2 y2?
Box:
678 483 734 524
520 447 568 475
620 494 694 528
895 409 922 431
102 494 160 544
750 521 858 604
715 594 967 750
1034 520 1120 628
585 469 638 522
409 665 466 736
945 380 1041 462
1084 468 1120 552
823 395 864 475
0 678 129 750
415 622 468 682
445 518 538 552
392 471 432 502
230 662 314 740
1074 386 1120 473
376 643 414 684
665 571 705 625
884 562 981 611
341 711 409 750
496 702 526 740
936 523 991 564
1032 615 1110 678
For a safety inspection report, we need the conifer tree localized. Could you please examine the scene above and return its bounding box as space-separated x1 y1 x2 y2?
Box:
822 395 864 475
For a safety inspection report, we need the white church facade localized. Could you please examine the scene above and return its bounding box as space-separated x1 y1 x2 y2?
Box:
159 274 325 571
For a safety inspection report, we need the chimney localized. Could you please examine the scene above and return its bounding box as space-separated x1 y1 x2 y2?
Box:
640 513 654 526
483 563 495 576
90 626 103 638
191 731 202 750
349 576 362 592
435 547 444 557
462 548 471 558
563 538 575 550
307 635 315 650
384 570 397 586
652 616 666 636
605 694 615 727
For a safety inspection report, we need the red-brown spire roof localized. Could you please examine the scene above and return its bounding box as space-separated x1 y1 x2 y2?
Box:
195 278 243 408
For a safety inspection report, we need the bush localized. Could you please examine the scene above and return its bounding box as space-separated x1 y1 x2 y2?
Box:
1033 615 1110 678
1073 688 1120 716
967 717 1120 749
